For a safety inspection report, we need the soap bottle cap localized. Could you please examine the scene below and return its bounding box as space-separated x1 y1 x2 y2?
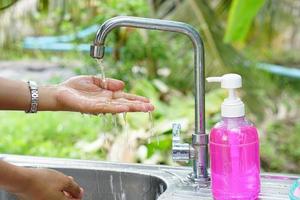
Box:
206 73 245 117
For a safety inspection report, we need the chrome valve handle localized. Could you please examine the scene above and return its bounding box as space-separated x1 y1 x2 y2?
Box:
172 123 194 161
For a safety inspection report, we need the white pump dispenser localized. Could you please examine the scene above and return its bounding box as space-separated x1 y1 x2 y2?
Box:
206 73 245 117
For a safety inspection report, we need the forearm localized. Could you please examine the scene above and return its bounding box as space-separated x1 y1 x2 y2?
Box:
0 161 29 193
0 77 58 111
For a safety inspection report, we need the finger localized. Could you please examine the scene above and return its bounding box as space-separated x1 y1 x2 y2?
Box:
84 101 130 114
79 188 84 197
67 95 152 114
113 91 150 103
121 100 154 112
68 176 84 199
63 190 83 200
63 191 72 197
94 103 130 114
129 103 154 112
62 177 82 199
113 99 155 112
79 188 84 199
92 76 125 91
57 192 70 200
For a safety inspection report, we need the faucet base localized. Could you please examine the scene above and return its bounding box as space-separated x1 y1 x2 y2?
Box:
188 173 211 187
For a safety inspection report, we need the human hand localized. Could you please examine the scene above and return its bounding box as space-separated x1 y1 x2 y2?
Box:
15 168 83 200
46 76 154 114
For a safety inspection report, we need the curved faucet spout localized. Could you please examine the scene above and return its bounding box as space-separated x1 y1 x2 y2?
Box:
90 16 209 182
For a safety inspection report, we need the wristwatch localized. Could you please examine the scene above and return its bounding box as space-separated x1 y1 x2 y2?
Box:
26 81 39 113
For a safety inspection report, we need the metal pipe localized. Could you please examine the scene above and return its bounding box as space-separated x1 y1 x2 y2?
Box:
90 16 209 182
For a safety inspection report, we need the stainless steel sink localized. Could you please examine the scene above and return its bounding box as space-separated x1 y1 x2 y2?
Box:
0 154 297 200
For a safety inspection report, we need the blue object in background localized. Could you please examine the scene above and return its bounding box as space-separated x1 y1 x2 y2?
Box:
23 42 113 53
289 179 300 200
24 25 99 44
23 24 113 53
257 63 300 79
22 24 300 79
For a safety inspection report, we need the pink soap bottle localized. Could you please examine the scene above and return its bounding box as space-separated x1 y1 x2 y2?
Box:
207 74 260 200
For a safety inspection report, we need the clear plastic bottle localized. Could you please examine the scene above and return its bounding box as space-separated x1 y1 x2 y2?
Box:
207 74 260 200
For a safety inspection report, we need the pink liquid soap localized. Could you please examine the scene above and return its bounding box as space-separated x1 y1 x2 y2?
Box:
210 117 260 200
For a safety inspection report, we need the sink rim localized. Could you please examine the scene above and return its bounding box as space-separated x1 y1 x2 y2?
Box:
0 154 184 199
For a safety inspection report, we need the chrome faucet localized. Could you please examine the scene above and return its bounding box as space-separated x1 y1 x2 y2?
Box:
90 16 209 183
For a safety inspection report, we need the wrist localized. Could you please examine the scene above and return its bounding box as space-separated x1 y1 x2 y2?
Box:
3 165 32 194
38 85 60 111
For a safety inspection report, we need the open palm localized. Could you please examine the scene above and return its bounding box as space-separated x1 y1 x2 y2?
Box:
55 76 154 114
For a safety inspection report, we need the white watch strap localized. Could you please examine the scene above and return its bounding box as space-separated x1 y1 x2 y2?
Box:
26 81 39 113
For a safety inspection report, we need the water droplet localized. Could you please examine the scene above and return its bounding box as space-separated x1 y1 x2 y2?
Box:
122 112 127 122
122 112 132 151
148 112 159 146
95 171 101 195
159 184 165 194
122 113 127 131
110 175 114 194
112 114 118 133
121 192 126 200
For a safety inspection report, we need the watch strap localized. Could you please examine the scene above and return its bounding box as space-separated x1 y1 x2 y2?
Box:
26 81 39 113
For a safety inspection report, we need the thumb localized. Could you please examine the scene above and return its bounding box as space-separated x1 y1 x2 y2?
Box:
63 188 84 199
61 177 82 199
55 192 69 200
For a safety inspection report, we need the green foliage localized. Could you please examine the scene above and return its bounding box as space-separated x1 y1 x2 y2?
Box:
146 135 172 164
101 0 149 16
0 0 17 10
224 0 266 43
0 111 106 159
261 121 300 173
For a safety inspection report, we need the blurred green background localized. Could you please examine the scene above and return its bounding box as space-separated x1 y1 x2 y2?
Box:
0 0 299 173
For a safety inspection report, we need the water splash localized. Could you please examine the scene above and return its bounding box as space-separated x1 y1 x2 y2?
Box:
147 112 152 144
119 174 127 200
122 112 133 152
97 113 107 129
123 113 129 144
159 184 165 194
119 174 123 193
148 112 159 146
121 192 126 200
81 112 90 118
112 114 118 134
96 170 101 196
97 113 110 146
110 175 114 194
97 59 107 89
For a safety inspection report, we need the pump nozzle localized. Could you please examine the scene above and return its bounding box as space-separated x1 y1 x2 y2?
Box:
206 77 222 83
206 74 242 89
206 73 245 117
